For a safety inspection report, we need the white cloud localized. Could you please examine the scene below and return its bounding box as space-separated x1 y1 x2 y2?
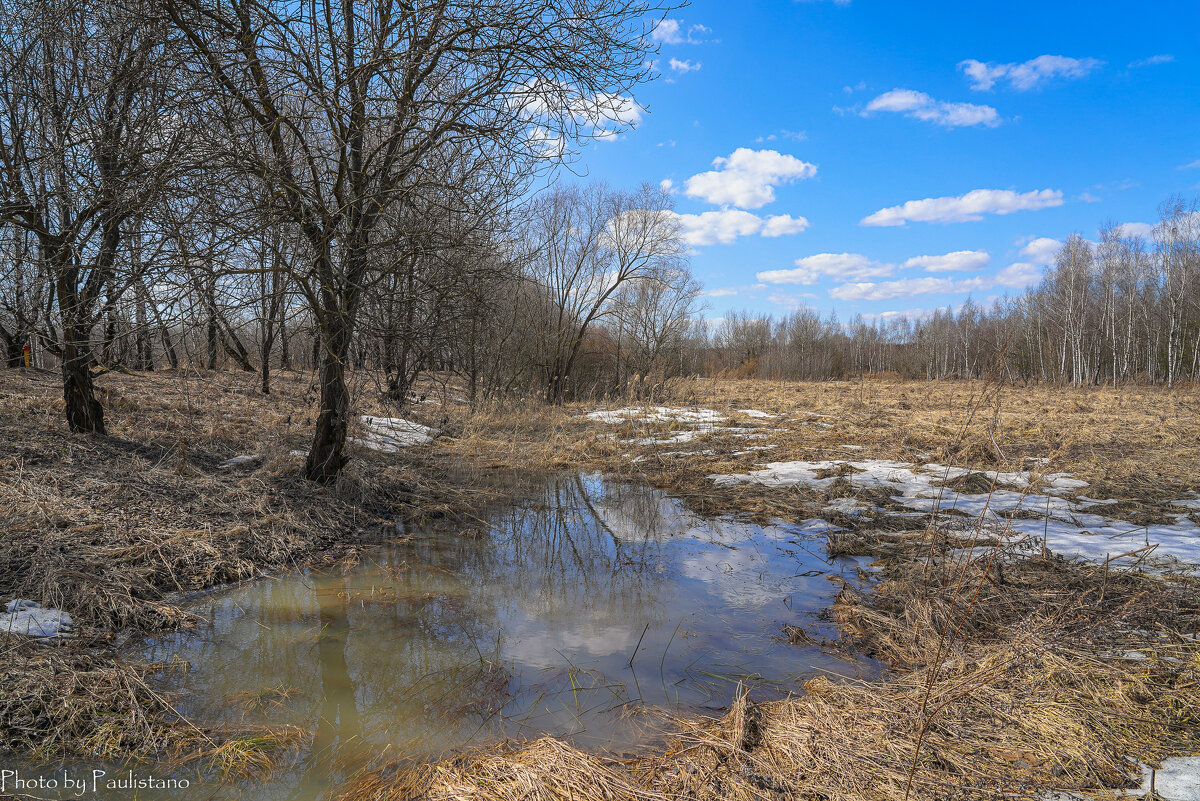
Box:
669 58 701 74
1180 160 1200 170
767 292 819 310
760 214 811 237
575 92 642 138
830 266 1044 301
993 263 1043 288
863 89 1000 127
862 306 955 323
755 129 807 144
831 277 984 301
1018 237 1062 265
652 19 710 45
1129 54 1173 69
958 55 1103 91
672 210 762 246
684 148 818 209
902 249 990 273
659 178 674 192
652 19 683 44
762 249 991 288
827 243 1055 302
1119 222 1155 238
705 288 739 297
861 188 1063 227
758 253 893 285
670 209 810 247
514 81 641 142
926 238 1059 294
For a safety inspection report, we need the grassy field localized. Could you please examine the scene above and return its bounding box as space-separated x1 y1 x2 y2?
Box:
1 368 1199 797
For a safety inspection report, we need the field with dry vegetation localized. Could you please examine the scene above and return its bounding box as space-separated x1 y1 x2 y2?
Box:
2 367 1200 799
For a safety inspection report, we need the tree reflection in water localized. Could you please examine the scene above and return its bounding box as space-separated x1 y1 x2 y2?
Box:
123 474 872 801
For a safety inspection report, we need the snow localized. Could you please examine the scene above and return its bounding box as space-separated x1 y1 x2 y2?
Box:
794 518 844 535
218 453 263 469
732 445 778 456
1172 493 1200 511
584 406 726 424
709 459 1200 566
824 497 875 517
982 470 1031 488
1 600 73 639
1044 474 1091 491
621 425 761 446
1136 757 1200 800
352 416 439 452
627 430 704 446
736 409 777 419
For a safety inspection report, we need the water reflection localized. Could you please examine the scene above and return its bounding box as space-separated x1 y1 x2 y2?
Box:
15 474 872 801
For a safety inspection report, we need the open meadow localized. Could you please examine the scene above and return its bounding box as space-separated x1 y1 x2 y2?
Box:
3 368 1199 800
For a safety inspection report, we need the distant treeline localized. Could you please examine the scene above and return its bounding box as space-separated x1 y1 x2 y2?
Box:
695 197 1200 387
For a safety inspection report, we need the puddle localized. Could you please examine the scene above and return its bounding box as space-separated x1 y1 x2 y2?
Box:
11 474 872 800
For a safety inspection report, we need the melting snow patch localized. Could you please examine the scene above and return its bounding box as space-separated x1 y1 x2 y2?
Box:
708 459 1200 566
626 430 703 446
219 453 263 470
736 409 777 419
1171 493 1200 511
794 518 844 535
1043 473 1091 494
353 416 439 452
585 407 726 424
1 600 73 639
982 471 1031 488
732 445 778 456
824 497 875 517
1136 757 1200 800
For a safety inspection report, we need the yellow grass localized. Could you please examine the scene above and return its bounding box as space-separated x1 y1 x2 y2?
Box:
2 368 1199 798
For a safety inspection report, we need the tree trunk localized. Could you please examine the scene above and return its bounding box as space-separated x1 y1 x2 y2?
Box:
260 352 272 394
305 319 351 484
61 324 105 434
205 273 219 370
219 322 255 371
1 329 23 368
279 317 290 370
150 299 179 369
134 279 152 370
260 307 274 393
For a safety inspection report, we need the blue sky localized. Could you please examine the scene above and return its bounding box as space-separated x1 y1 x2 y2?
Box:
568 0 1199 322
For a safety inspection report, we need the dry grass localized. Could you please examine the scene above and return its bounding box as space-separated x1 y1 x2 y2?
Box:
439 375 1200 528
3 368 1200 797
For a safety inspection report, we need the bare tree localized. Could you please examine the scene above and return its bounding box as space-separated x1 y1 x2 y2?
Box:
160 0 671 481
611 267 702 387
525 182 683 402
0 0 190 431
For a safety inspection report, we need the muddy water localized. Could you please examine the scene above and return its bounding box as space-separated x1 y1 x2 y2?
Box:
14 474 872 801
